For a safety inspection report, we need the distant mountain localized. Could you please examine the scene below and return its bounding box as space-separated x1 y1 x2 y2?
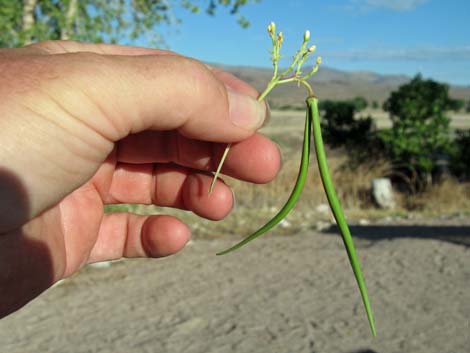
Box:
217 64 470 108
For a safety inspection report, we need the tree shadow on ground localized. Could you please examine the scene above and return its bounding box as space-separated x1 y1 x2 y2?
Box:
323 224 470 247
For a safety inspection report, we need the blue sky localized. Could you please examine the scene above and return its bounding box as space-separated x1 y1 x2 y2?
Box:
155 0 470 86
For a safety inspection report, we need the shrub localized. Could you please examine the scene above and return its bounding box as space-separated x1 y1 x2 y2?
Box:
448 99 465 112
320 100 381 165
450 129 470 180
381 74 454 190
351 96 368 112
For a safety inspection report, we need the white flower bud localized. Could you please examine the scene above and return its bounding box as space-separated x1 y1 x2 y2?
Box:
304 30 310 41
308 45 316 53
268 22 276 34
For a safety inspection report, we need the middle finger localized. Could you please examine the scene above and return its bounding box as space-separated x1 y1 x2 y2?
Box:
116 131 281 184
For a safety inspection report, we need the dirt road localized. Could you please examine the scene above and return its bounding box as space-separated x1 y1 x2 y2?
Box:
1 229 469 353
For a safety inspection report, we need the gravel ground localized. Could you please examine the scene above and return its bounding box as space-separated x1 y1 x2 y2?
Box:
1 229 469 353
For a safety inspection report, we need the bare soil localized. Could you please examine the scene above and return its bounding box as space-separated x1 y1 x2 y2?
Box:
1 224 469 353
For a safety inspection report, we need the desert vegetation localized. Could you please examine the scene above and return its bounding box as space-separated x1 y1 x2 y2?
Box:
107 74 470 240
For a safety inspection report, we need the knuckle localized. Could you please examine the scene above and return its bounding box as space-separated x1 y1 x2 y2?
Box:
27 40 62 53
28 40 76 54
172 56 228 120
178 56 225 100
0 54 54 97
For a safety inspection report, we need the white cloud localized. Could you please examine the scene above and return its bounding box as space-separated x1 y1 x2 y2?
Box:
351 0 428 12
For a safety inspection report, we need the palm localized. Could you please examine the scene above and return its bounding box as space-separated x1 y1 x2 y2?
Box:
19 129 282 285
35 154 115 278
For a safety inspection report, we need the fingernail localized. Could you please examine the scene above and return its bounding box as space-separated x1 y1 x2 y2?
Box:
226 86 267 130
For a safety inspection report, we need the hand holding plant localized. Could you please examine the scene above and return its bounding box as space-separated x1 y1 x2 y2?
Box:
0 41 276 319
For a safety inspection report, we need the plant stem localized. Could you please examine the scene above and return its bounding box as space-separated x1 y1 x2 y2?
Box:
209 79 277 194
209 77 314 195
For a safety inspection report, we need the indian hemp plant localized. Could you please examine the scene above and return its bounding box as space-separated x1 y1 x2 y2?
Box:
210 22 376 337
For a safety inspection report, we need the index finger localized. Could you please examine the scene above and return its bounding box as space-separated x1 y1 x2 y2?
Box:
117 131 281 184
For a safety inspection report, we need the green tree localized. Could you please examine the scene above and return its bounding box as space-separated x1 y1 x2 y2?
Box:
351 96 368 112
448 98 465 112
320 100 379 165
381 74 454 189
0 0 258 48
450 129 470 180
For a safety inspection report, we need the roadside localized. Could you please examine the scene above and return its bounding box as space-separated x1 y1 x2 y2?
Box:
1 230 468 353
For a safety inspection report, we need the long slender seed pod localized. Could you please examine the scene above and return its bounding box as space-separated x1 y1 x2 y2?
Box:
216 107 312 255
307 96 377 337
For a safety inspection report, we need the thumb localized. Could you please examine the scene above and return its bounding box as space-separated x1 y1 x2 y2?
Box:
33 41 268 143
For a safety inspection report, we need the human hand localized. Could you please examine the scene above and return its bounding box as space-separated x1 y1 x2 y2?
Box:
0 41 280 318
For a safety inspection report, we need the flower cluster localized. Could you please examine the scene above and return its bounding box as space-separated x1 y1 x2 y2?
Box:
259 22 322 100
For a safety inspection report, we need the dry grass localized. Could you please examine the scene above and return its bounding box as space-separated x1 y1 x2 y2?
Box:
225 150 390 210
106 151 402 240
406 177 470 216
106 108 470 240
106 154 470 240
